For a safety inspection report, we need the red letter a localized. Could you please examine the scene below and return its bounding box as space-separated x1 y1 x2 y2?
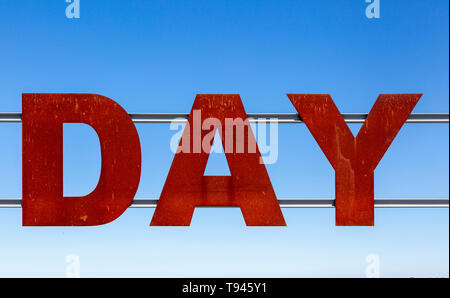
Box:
22 94 141 226
151 94 286 226
288 94 421 226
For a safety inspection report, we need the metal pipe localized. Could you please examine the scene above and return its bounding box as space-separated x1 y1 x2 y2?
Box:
0 113 449 124
0 198 448 208
1 111 447 210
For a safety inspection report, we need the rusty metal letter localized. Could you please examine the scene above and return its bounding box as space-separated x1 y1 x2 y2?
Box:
151 94 286 226
287 94 421 226
22 94 141 226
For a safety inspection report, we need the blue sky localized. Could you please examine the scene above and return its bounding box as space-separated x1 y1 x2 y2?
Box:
0 0 448 277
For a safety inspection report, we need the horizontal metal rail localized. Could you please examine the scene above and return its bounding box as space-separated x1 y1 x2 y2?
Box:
1 112 448 210
0 198 448 208
0 113 448 124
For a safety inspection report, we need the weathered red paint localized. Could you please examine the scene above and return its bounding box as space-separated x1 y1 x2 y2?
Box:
19 92 421 227
287 94 422 226
22 94 141 226
151 94 286 226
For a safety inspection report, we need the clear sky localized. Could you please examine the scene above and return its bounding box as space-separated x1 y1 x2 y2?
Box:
0 0 448 277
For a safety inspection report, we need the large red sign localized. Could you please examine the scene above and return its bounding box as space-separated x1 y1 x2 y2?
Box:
288 94 421 225
21 93 421 227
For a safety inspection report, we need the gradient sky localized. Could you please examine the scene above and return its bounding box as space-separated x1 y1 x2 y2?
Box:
0 0 448 277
